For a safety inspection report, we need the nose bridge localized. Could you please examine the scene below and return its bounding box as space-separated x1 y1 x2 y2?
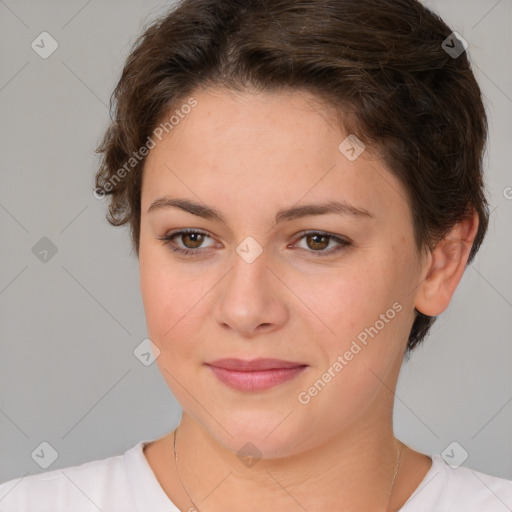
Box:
228 236 272 300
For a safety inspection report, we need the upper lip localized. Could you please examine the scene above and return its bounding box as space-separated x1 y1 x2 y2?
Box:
206 358 307 371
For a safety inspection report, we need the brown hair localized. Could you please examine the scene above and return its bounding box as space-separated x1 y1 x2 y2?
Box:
95 0 489 351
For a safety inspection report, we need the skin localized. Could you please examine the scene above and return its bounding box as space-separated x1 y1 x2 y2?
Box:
138 87 479 511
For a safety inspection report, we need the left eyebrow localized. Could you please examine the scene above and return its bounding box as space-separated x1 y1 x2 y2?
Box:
147 197 374 224
274 200 374 223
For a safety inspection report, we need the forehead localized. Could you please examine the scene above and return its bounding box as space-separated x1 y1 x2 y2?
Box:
141 88 411 226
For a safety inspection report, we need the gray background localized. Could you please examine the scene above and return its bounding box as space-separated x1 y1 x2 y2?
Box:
0 0 511 485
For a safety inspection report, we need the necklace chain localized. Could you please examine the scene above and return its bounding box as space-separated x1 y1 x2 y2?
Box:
173 426 402 512
173 426 202 512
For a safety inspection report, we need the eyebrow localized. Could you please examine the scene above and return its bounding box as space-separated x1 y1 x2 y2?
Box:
147 197 374 223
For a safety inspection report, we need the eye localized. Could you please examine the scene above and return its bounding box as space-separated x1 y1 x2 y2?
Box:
157 229 352 258
157 229 216 256
291 231 352 256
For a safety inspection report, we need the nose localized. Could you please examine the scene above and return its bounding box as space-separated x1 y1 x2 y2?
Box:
213 245 289 338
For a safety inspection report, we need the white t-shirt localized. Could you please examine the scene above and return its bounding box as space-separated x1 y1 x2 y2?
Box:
1 438 511 511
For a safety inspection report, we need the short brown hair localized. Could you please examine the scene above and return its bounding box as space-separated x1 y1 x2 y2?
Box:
95 0 489 351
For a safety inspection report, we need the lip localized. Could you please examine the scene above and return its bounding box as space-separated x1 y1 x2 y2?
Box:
205 358 308 392
206 358 307 371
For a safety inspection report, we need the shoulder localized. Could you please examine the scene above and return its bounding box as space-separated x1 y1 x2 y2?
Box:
401 455 512 512
0 443 138 511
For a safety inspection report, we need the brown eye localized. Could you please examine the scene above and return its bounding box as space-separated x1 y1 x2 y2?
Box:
305 233 330 251
157 229 215 256
180 232 205 249
293 231 352 256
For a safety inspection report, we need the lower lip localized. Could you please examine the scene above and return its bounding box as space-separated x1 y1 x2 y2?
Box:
207 365 307 392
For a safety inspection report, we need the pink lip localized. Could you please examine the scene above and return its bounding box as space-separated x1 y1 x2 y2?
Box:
205 358 308 392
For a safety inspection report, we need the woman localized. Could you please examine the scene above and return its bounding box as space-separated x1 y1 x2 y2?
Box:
1 0 511 510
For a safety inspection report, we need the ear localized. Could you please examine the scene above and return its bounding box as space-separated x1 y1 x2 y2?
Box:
415 210 479 317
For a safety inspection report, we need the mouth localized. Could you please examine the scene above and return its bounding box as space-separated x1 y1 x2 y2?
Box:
205 358 308 392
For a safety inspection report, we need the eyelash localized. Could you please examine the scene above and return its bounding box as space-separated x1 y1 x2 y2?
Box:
157 228 352 257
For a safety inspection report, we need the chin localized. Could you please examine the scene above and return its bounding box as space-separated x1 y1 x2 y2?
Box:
203 413 313 460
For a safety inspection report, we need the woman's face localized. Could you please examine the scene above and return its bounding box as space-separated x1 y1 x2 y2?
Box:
139 87 424 457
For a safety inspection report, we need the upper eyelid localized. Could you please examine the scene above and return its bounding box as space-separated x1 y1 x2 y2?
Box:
162 229 217 247
166 228 215 241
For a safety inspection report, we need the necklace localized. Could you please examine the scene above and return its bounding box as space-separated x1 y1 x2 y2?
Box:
173 426 202 512
173 427 403 512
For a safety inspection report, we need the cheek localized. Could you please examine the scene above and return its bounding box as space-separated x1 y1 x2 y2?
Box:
299 271 406 419
139 243 214 360
139 243 184 344
313 250 412 367
316 264 390 335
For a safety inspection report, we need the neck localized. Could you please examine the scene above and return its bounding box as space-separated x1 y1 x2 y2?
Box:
174 402 403 512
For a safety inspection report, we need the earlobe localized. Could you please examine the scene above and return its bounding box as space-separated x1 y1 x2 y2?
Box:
415 211 479 317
